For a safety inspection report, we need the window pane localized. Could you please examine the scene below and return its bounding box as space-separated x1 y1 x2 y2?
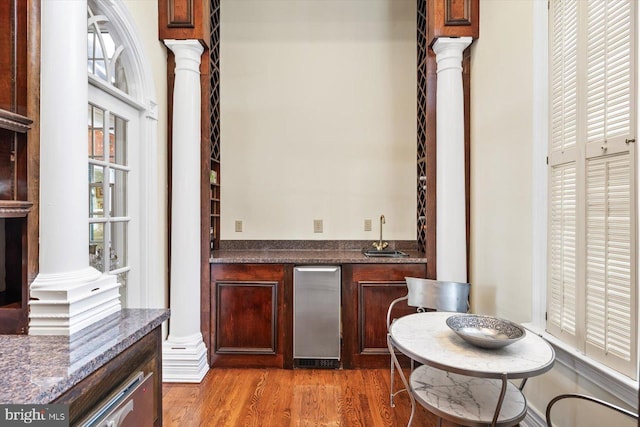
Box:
110 221 127 272
94 59 107 81
89 165 104 218
87 9 129 94
114 56 129 93
111 114 127 166
89 223 105 271
110 169 127 217
88 106 105 160
87 105 93 157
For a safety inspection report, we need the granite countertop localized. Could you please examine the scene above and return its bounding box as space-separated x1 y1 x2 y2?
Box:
0 308 170 404
210 240 428 264
210 249 428 264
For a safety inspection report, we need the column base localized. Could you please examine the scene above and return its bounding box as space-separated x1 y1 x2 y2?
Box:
29 267 121 336
162 333 209 383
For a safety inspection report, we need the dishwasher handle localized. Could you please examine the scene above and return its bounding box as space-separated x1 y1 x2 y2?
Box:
295 266 339 273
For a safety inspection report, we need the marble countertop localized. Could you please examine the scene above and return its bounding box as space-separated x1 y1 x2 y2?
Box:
390 311 555 378
210 249 428 264
0 309 169 404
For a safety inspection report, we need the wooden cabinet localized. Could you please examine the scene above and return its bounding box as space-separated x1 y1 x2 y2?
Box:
209 262 427 369
210 264 293 368
0 0 39 334
427 0 479 46
53 326 163 427
341 263 427 369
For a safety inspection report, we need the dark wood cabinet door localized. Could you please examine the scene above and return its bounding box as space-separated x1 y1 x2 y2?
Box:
216 281 277 353
342 263 427 368
210 264 292 368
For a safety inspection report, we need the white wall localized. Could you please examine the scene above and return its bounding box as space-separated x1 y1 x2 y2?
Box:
470 2 534 322
122 0 169 309
220 0 417 240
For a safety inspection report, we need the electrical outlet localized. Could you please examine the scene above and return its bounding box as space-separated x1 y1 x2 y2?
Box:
313 219 323 233
235 220 243 232
364 219 372 231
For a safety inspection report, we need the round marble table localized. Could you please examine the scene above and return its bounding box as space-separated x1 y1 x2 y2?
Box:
388 311 555 426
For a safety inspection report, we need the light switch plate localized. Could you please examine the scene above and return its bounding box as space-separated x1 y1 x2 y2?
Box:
364 219 372 231
313 219 323 233
235 220 243 232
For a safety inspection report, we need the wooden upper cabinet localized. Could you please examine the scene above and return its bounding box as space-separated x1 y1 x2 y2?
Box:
0 1 28 116
158 0 210 46
428 0 479 46
0 0 39 334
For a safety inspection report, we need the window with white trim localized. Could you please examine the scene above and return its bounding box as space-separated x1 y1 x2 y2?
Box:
548 0 637 379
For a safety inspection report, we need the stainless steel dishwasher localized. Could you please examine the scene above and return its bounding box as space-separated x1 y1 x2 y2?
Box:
293 266 341 368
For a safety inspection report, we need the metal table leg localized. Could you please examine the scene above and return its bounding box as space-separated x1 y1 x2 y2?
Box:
387 333 415 427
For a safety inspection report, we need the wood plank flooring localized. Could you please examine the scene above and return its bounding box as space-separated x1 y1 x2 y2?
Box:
162 368 456 426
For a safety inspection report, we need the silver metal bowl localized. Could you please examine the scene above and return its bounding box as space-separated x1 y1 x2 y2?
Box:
446 314 526 349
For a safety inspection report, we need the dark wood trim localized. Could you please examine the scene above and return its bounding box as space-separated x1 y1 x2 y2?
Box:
158 0 210 46
428 0 479 45
0 200 32 218
282 264 294 369
199 47 211 366
0 109 32 133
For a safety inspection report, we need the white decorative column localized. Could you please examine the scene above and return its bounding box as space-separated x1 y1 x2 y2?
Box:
29 0 121 335
162 40 209 383
432 37 472 283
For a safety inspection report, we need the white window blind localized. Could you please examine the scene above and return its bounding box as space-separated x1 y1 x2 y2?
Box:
548 0 637 379
548 162 578 343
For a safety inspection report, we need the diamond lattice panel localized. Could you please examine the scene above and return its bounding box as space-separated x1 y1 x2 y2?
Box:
416 0 428 252
210 0 221 162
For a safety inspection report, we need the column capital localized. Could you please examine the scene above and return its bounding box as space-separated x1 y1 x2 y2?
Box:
432 36 473 55
164 39 204 69
432 37 473 73
163 39 204 52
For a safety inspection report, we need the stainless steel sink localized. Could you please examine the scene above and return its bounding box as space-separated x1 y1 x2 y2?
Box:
361 248 409 258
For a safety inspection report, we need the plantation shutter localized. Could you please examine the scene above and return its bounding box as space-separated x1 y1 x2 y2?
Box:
583 0 636 377
547 0 579 345
548 0 637 379
548 163 578 343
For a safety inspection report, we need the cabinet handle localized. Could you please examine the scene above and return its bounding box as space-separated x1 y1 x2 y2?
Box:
295 267 339 273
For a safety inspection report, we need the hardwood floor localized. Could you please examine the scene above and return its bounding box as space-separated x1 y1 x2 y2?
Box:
162 368 455 426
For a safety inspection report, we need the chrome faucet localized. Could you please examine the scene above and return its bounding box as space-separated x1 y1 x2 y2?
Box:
372 214 388 251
